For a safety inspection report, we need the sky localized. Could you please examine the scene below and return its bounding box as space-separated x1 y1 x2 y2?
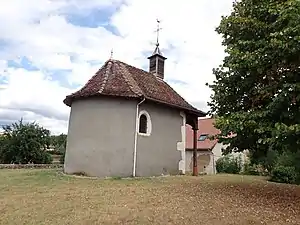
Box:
0 0 234 135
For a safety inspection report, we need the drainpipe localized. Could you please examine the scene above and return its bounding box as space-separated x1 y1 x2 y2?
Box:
133 97 146 177
192 127 198 176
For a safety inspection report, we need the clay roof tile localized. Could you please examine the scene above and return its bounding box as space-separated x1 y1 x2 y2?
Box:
63 59 206 116
186 118 220 150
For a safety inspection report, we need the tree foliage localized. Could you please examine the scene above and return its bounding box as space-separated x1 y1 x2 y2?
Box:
216 154 242 174
0 119 52 164
49 133 67 164
49 134 67 153
208 0 300 170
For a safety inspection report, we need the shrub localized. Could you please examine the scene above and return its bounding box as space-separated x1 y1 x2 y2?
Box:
216 154 242 174
41 152 53 164
270 166 298 184
242 163 260 176
216 157 225 173
269 151 300 184
59 151 65 164
276 151 296 168
58 144 66 164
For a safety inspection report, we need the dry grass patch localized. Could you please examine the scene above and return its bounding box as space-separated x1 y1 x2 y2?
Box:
0 169 300 225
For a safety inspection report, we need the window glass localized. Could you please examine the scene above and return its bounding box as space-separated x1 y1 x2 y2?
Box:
198 134 208 141
139 114 147 134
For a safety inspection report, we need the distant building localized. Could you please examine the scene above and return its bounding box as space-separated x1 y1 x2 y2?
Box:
186 117 247 175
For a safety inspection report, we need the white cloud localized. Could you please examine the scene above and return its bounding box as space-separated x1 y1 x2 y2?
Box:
0 0 234 133
0 66 72 134
111 0 233 106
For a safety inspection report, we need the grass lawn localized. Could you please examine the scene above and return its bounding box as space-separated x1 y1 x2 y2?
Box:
0 169 300 225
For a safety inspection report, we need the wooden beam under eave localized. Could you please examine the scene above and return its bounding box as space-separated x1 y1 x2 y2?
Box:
186 115 199 176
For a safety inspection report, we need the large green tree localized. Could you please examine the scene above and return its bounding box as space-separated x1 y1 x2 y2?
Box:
0 120 52 164
208 0 300 166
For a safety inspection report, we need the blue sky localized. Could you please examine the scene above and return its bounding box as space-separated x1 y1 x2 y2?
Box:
0 0 233 134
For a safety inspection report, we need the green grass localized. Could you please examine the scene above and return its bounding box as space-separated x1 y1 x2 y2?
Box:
0 169 300 225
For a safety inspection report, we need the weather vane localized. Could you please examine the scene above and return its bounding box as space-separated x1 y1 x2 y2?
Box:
155 19 162 46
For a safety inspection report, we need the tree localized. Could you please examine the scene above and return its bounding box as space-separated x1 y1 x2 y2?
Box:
50 134 67 152
207 0 300 167
50 133 67 164
0 134 5 163
0 119 52 164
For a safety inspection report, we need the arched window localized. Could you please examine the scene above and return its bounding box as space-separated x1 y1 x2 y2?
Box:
138 110 152 136
139 114 147 134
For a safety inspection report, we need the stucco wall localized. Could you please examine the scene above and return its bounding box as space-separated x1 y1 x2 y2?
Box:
185 151 215 175
212 143 225 162
136 102 183 177
64 97 137 177
185 143 249 175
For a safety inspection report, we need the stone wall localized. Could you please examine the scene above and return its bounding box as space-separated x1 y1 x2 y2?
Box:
0 164 63 169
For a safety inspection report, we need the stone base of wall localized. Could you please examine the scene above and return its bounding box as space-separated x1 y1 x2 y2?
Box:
0 164 63 169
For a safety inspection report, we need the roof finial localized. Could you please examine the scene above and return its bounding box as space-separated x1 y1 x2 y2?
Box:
110 48 113 59
155 19 161 47
151 19 163 56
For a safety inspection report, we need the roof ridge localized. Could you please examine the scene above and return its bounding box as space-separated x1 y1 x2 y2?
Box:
114 60 204 114
74 60 109 94
117 61 144 96
114 59 156 77
98 60 113 93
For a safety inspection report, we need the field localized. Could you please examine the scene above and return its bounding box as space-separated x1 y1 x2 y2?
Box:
0 169 300 225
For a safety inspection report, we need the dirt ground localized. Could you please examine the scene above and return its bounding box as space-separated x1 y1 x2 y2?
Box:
0 169 299 225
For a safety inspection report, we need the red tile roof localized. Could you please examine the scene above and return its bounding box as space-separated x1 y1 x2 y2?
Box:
63 59 206 116
186 118 220 150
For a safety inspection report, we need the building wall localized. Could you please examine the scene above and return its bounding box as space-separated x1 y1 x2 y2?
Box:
212 143 225 162
136 102 183 177
185 117 251 175
212 143 248 171
64 97 137 177
185 151 215 175
185 143 248 175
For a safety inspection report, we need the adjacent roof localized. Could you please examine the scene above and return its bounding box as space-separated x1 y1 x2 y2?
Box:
186 118 220 150
63 59 206 116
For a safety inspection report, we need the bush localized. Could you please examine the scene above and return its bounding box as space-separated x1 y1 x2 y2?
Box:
268 151 300 184
58 143 66 164
276 151 296 168
59 151 65 164
27 151 53 164
216 154 242 174
270 166 298 184
242 163 260 176
41 152 53 164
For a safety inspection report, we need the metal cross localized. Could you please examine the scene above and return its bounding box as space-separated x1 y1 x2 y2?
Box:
155 19 162 46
